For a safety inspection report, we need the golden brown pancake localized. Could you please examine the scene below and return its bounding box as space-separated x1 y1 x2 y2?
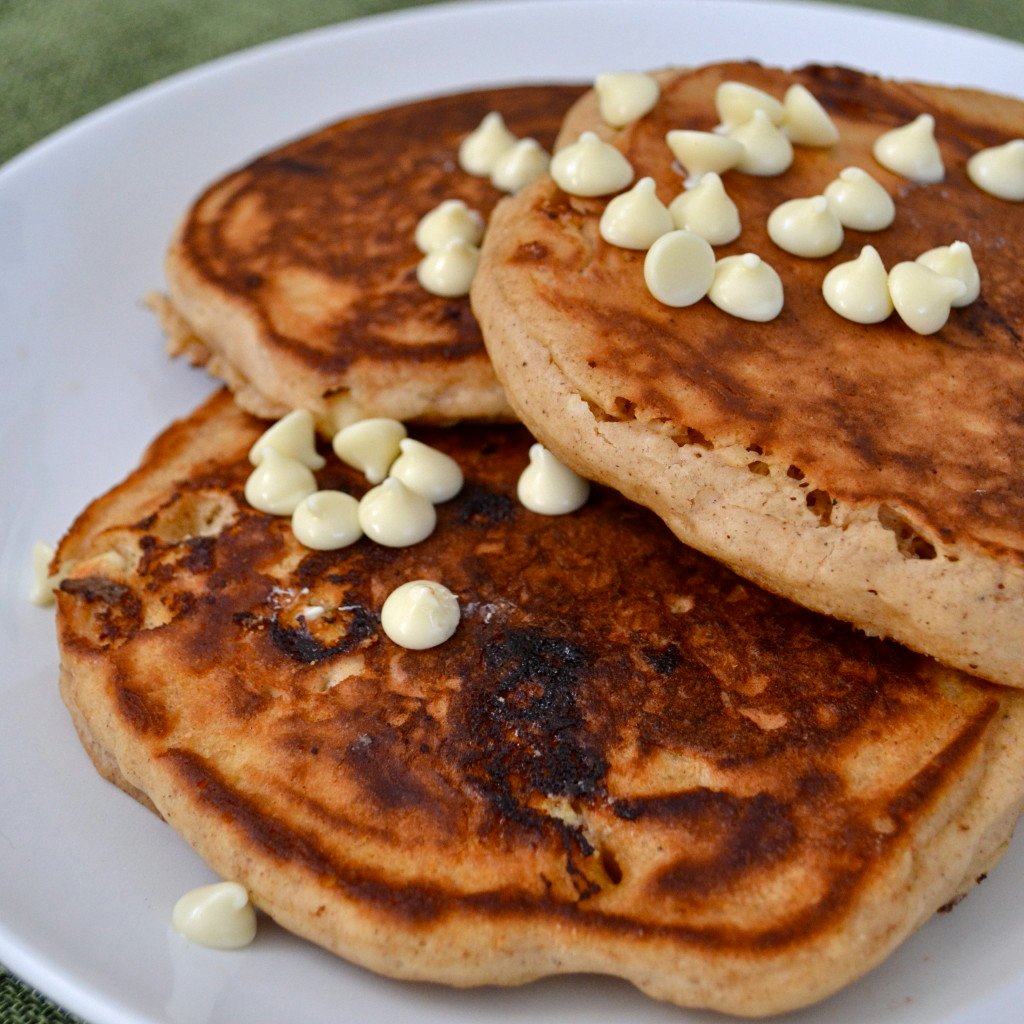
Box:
55 389 1024 1016
473 62 1024 689
159 84 584 429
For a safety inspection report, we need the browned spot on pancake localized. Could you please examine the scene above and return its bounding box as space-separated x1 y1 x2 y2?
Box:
644 791 798 896
117 685 170 738
887 702 998 826
514 241 550 261
343 731 440 815
166 748 344 877
225 675 274 720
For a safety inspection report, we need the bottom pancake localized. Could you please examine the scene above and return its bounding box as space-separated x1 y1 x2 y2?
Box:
54 390 1024 1016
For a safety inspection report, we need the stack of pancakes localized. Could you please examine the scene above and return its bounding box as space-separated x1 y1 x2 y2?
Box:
54 63 1024 1016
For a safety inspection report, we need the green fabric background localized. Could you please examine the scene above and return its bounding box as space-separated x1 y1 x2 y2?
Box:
1 0 1022 166
0 0 1020 1021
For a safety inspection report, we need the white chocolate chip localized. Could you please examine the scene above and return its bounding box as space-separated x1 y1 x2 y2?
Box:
517 444 590 515
248 410 325 470
172 882 257 950
767 195 844 258
643 229 715 307
291 491 362 550
331 418 407 484
665 130 744 185
916 241 980 307
416 238 480 297
708 253 784 322
729 110 794 176
967 139 1024 201
873 114 944 183
491 138 551 192
380 580 460 650
823 167 895 231
888 261 967 334
599 176 674 250
550 131 634 197
414 199 485 254
715 81 784 129
668 172 741 245
30 540 58 607
595 71 660 127
389 438 464 504
357 478 436 547
822 245 893 324
244 447 318 516
781 84 839 147
458 111 516 176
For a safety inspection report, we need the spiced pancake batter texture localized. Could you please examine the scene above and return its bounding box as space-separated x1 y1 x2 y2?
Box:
159 84 583 429
53 390 1024 1016
473 62 1024 688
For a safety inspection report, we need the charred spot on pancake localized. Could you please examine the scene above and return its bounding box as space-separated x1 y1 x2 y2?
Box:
136 533 218 592
60 575 143 647
180 536 216 572
641 643 682 675
441 302 467 322
268 603 377 664
456 628 607 838
456 483 517 527
61 575 131 605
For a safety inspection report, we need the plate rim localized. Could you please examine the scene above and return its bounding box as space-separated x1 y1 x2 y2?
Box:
2 1 1024 1022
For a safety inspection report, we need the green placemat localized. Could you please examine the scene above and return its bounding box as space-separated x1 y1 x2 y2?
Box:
0 969 82 1024
1 1 1020 1021
1 0 1021 167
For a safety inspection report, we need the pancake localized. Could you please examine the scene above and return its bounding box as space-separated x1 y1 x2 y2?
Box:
54 389 1024 1016
159 83 584 429
473 62 1024 688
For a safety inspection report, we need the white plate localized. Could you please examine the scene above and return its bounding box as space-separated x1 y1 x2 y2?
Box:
1 2 1022 1022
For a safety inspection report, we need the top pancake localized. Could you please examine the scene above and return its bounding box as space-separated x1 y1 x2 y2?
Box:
54 389 1024 1016
161 83 583 429
474 62 1024 687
